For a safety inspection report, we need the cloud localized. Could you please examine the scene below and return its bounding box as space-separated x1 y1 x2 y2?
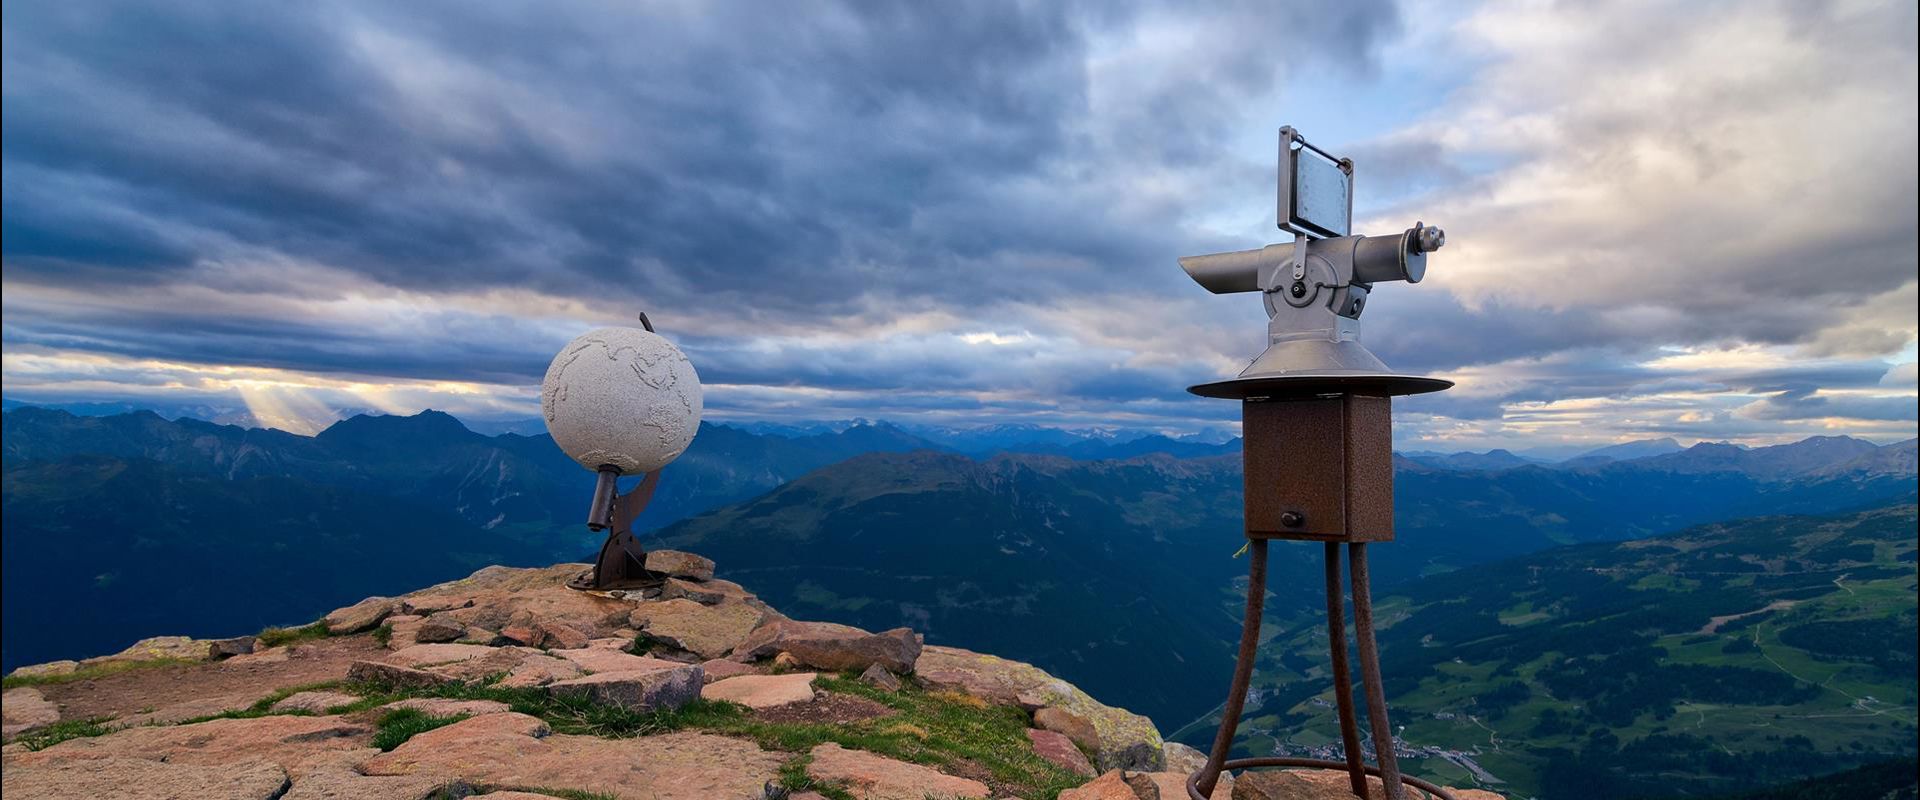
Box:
1 0 1914 449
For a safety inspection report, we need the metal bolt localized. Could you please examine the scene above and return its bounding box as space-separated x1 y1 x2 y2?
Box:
1290 281 1308 298
1280 511 1305 527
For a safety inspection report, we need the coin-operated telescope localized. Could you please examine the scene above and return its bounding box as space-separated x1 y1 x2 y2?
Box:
1181 129 1457 800
541 313 703 591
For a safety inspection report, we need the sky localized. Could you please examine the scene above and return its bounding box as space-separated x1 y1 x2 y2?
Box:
2 0 1916 453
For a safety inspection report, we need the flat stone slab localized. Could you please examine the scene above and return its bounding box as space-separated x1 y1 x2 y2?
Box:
108 693 257 730
550 647 688 675
347 660 461 689
496 653 584 689
377 698 511 717
282 747 455 800
700 673 818 709
0 755 290 800
271 691 364 715
11 715 370 770
362 714 784 800
805 742 990 799
384 643 498 668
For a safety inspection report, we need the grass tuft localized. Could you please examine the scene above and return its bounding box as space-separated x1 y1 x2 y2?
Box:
13 717 115 751
371 707 470 751
256 621 332 648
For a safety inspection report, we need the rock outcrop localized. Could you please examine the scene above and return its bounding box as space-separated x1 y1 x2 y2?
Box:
2 555 1490 800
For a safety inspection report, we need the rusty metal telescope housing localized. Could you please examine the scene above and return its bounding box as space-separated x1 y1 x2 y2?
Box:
1180 128 1459 800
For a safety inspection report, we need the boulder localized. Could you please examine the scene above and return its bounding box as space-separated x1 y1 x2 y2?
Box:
7 660 77 679
659 576 728 604
700 673 818 709
1025 728 1095 777
547 664 703 711
86 635 209 666
361 715 784 800
383 615 425 650
733 620 921 673
915 645 1162 772
859 663 903 692
205 636 258 660
1059 769 1137 800
644 550 715 581
538 621 591 650
1163 742 1208 776
272 691 363 714
413 615 467 643
0 756 290 800
1035 706 1100 751
1130 770 1231 799
2 687 60 739
459 626 506 646
402 565 638 640
630 598 768 659
324 596 397 634
805 742 990 800
346 660 460 690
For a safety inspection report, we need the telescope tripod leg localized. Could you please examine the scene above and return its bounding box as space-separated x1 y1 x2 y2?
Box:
1349 542 1406 800
1193 538 1267 798
1325 543 1369 797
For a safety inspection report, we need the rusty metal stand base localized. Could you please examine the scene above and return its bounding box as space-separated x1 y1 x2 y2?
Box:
565 470 667 592
1186 540 1455 800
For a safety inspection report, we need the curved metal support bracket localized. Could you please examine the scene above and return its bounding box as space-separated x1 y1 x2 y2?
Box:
568 469 665 591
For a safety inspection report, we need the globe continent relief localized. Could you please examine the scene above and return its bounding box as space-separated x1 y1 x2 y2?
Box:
541 326 703 473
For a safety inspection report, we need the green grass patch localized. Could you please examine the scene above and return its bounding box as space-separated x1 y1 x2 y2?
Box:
372 707 471 751
2 657 197 689
13 717 115 751
257 621 332 648
371 624 393 648
340 672 1088 799
777 753 856 800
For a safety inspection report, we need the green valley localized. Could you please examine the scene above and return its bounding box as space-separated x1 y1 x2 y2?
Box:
1175 505 1919 799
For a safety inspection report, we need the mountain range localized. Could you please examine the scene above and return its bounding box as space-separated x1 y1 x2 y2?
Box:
2 404 1915 797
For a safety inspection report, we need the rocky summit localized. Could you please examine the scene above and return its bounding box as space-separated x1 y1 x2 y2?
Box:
1 553 1487 799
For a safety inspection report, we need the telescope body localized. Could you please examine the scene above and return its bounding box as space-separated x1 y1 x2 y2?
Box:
1179 225 1450 400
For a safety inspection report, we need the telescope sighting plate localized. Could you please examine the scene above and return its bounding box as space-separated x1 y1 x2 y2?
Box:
1188 373 1453 400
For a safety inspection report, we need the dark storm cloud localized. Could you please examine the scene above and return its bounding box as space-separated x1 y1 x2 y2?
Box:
1 0 1398 317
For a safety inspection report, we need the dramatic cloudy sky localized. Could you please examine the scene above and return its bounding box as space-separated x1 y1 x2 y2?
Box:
3 0 1915 452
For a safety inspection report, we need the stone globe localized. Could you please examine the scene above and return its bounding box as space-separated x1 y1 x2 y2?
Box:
541 326 703 473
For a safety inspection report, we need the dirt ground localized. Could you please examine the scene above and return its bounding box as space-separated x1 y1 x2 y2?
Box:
38 634 385 723
751 690 894 726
